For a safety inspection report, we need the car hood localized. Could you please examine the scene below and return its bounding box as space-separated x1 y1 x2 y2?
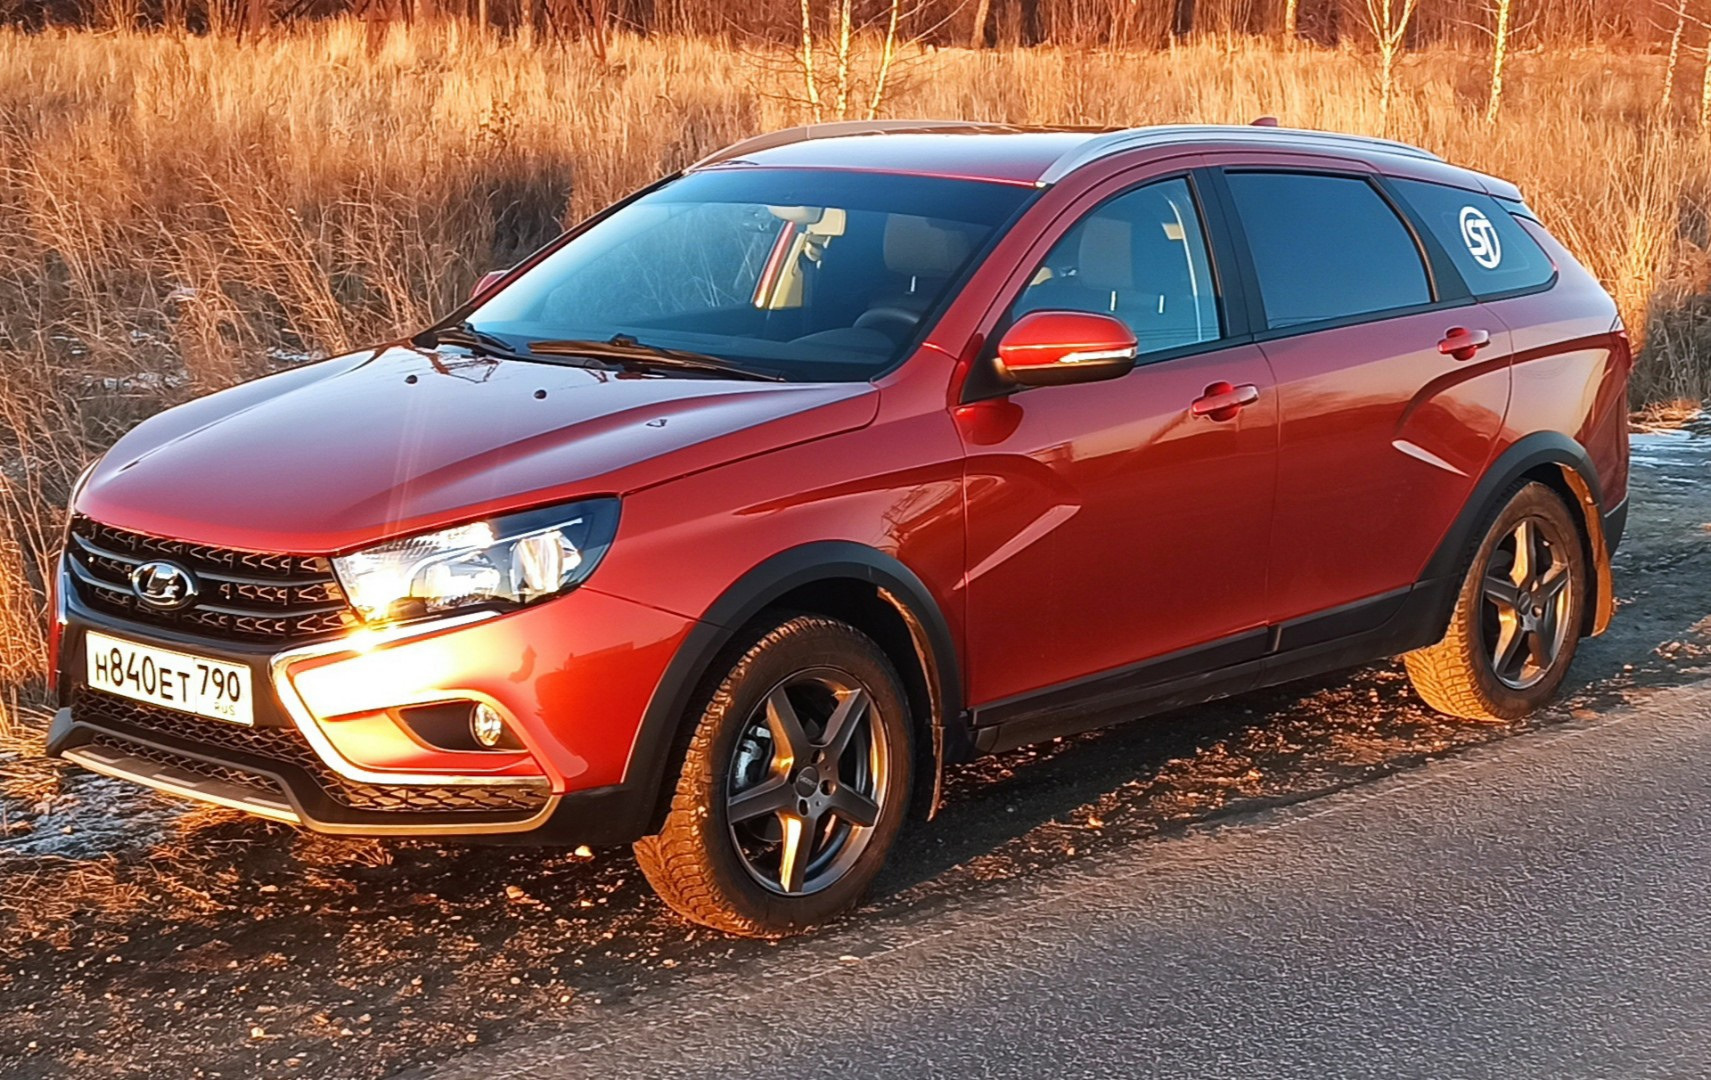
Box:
78 348 879 554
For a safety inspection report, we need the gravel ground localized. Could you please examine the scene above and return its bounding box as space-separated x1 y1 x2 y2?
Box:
2 416 1709 1080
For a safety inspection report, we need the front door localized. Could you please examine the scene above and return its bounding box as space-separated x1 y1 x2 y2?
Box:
956 173 1280 712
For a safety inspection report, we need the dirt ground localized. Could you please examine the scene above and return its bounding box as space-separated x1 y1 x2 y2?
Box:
3 416 1710 1080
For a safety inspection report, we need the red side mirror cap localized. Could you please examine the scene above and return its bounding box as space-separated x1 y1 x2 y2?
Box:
995 310 1138 388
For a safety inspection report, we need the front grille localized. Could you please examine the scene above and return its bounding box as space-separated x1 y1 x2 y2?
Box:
72 689 551 817
66 517 358 644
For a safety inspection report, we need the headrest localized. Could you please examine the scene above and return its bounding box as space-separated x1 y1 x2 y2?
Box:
884 215 973 277
1077 217 1134 291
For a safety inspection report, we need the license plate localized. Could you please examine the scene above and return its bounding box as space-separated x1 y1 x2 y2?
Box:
85 631 255 726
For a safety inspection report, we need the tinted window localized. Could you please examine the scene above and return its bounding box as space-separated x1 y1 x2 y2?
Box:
1391 177 1556 297
471 169 1031 382
1224 172 1431 330
1013 177 1222 355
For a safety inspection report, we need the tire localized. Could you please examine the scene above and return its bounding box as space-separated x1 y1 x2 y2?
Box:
634 614 914 937
1405 481 1588 721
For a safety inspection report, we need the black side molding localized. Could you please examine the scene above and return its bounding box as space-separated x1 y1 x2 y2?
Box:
972 582 1449 755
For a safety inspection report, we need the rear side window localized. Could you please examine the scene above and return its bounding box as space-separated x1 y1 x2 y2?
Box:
1223 172 1431 330
1390 177 1556 297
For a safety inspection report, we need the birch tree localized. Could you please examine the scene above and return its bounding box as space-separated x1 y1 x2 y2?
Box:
1364 0 1422 134
799 0 823 120
1702 23 1711 132
969 0 992 47
1485 0 1514 122
868 0 905 119
1661 0 1689 118
798 0 907 123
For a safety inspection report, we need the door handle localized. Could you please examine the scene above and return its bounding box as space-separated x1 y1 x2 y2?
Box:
1438 326 1492 361
1191 381 1261 421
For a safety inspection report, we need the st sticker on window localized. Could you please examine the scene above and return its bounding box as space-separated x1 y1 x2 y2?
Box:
1459 206 1503 269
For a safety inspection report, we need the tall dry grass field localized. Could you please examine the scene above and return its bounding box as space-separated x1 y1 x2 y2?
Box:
1 22 1708 747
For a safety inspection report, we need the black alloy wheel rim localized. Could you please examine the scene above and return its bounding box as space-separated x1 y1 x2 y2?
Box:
725 669 890 896
1480 514 1573 691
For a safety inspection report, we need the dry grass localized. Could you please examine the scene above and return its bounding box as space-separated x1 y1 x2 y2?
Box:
0 22 1708 736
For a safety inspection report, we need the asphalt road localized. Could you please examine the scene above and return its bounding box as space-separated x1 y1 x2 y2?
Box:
429 677 1711 1080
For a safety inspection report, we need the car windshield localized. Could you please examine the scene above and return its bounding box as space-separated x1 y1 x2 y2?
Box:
466 168 1033 382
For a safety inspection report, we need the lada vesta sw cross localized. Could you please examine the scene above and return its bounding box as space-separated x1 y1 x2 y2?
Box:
51 121 1630 936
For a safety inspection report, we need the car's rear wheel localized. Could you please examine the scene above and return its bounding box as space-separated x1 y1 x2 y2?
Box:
634 614 913 937
1405 481 1588 721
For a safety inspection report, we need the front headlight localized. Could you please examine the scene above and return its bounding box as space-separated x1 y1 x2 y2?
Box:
332 498 620 624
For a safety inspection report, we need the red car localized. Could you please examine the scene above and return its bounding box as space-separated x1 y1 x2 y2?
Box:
50 121 1629 936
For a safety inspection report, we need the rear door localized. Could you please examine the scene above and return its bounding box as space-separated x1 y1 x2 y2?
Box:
1211 164 1512 635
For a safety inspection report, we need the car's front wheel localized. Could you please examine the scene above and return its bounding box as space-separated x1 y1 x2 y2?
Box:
634 614 913 937
1405 481 1588 720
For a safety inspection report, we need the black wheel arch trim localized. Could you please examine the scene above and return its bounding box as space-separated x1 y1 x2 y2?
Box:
1421 430 1613 636
623 541 966 838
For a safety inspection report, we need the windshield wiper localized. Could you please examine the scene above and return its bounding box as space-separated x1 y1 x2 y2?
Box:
415 322 534 361
527 335 785 382
418 322 615 372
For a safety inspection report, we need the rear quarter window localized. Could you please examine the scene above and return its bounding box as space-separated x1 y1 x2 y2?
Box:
1390 177 1556 298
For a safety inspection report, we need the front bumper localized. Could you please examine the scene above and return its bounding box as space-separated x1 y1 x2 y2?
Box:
50 584 696 842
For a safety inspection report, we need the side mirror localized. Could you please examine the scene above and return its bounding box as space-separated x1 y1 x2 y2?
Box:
470 269 508 301
994 310 1138 388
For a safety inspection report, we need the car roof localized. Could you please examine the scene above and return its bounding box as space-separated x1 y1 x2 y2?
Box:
688 119 1491 191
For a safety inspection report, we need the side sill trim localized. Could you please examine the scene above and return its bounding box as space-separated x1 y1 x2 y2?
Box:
970 581 1449 755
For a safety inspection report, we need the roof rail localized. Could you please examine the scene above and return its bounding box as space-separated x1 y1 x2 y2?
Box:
690 119 1025 171
1037 124 1441 185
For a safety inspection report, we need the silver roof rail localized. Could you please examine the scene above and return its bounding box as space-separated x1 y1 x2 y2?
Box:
689 120 1441 183
1037 124 1441 184
690 119 1029 170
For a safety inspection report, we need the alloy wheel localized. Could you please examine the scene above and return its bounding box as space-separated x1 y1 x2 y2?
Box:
1480 515 1574 691
725 669 890 896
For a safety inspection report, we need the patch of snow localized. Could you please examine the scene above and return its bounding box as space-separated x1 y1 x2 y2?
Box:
1629 424 1711 471
89 370 190 394
267 347 326 368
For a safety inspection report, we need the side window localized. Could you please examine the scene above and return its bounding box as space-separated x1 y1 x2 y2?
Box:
1013 177 1222 355
1390 177 1556 297
1223 172 1431 330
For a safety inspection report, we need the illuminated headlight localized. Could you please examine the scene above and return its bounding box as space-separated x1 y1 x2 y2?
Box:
332 499 620 624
